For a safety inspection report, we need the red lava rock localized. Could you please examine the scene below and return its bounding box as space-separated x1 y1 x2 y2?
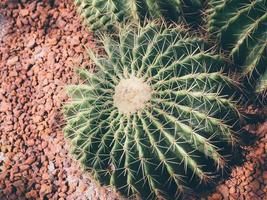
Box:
9 70 18 77
40 184 52 196
41 141 48 149
32 115 42 123
251 180 260 192
27 139 35 147
217 185 229 199
19 165 30 171
20 9 29 17
26 38 36 49
47 37 60 46
0 101 10 112
229 186 236 194
25 190 38 199
7 56 19 66
16 18 23 28
42 173 50 180
24 156 36 165
208 192 223 200
57 17 66 29
70 36 80 46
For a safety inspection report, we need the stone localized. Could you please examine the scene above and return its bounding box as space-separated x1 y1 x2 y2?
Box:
48 37 59 46
20 9 29 17
229 186 236 194
27 139 35 147
40 184 52 196
32 115 42 123
7 56 19 66
41 141 48 149
57 18 66 29
217 185 229 199
0 101 10 112
19 165 30 171
70 36 80 46
10 70 18 77
209 193 223 200
25 190 38 199
26 38 36 49
24 156 36 165
42 173 50 180
251 180 260 192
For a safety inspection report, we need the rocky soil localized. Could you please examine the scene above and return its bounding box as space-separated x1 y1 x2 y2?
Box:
0 1 266 200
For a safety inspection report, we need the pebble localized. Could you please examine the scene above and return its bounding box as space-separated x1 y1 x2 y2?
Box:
0 101 10 112
7 56 19 66
40 184 52 196
42 173 50 180
57 17 66 29
26 38 36 49
19 164 30 171
10 70 18 77
251 180 260 192
48 37 60 46
217 185 229 199
24 156 36 165
32 115 42 123
229 186 236 194
27 139 35 147
209 193 222 200
70 36 80 46
20 9 29 17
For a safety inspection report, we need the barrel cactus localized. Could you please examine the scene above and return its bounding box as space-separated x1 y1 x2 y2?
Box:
208 0 267 104
74 0 204 31
63 22 243 199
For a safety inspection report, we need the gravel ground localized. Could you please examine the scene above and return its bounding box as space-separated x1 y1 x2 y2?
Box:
0 1 266 200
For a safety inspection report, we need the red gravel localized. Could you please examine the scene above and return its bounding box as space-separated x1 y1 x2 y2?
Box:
205 120 267 200
0 1 266 200
0 1 118 199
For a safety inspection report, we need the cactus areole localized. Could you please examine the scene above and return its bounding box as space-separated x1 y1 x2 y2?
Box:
64 23 242 199
114 76 152 115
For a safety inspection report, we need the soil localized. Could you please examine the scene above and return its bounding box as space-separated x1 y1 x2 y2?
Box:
0 1 266 200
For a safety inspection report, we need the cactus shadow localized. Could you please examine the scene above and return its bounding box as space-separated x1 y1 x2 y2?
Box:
190 120 259 199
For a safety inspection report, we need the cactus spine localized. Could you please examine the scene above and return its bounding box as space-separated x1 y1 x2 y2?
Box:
64 22 242 199
208 0 267 104
74 0 204 31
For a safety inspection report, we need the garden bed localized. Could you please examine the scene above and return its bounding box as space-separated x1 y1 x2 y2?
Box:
0 1 266 200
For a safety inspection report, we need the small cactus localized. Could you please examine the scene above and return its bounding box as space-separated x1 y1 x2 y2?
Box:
74 0 204 31
208 0 267 104
64 22 243 199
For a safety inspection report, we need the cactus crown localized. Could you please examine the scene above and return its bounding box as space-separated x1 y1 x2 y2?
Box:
208 0 267 103
63 22 242 199
113 76 152 115
74 0 203 31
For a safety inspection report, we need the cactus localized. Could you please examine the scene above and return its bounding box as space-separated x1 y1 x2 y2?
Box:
63 22 243 199
208 0 267 104
74 0 204 31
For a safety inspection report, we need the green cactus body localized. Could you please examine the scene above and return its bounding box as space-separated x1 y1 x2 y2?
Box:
74 0 203 31
64 22 242 199
208 0 267 103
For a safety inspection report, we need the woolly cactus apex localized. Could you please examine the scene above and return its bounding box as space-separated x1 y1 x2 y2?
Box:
73 0 204 31
207 0 267 104
63 22 243 199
